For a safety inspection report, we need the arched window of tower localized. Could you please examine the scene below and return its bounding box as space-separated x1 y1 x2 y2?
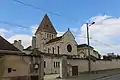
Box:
52 35 53 39
49 34 51 39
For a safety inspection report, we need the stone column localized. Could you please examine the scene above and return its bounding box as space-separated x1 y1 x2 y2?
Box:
60 56 67 78
38 55 44 80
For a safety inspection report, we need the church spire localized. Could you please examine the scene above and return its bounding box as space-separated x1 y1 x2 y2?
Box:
35 14 57 35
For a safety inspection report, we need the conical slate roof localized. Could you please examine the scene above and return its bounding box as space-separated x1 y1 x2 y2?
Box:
0 36 20 51
35 14 57 34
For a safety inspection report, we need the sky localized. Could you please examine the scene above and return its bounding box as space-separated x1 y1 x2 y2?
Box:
1 0 120 55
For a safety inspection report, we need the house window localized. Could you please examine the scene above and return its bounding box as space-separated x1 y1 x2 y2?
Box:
52 47 54 54
47 34 48 38
54 62 60 68
54 62 55 68
8 68 12 73
57 46 59 54
52 35 53 39
13 68 16 71
58 62 60 68
48 48 50 53
44 61 46 68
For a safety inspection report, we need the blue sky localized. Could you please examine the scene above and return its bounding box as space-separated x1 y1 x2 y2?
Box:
1 0 120 54
1 0 120 32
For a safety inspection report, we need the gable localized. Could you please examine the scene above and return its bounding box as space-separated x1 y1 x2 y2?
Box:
62 30 77 45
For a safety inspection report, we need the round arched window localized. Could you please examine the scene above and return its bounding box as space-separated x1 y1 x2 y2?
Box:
67 44 72 52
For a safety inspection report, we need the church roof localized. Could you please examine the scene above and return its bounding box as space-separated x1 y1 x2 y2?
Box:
0 36 20 51
35 14 57 34
46 36 62 44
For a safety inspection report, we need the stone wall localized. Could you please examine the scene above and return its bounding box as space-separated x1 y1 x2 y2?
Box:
68 59 120 76
68 59 88 75
91 59 120 71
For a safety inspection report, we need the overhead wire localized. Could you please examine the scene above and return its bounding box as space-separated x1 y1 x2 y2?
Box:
1 0 119 54
0 21 28 28
12 0 76 22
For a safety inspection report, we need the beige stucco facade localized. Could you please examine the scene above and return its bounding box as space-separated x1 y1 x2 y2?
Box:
3 55 30 78
0 54 31 80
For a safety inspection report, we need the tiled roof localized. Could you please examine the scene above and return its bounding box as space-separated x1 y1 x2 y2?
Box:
0 36 20 51
46 36 62 44
35 14 57 34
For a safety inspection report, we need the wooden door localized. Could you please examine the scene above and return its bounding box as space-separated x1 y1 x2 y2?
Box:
31 76 38 80
72 66 78 76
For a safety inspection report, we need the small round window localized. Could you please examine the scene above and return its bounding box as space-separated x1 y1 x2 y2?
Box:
67 44 72 52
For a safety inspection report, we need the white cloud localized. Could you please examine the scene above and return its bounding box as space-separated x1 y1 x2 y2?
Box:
70 28 78 33
0 28 8 37
31 24 38 35
78 15 120 55
7 34 32 48
57 31 65 37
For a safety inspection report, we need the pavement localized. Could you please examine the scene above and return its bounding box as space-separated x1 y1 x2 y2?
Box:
44 74 60 80
44 69 120 80
96 74 120 80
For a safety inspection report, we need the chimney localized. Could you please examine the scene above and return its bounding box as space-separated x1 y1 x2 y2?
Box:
14 40 17 43
19 40 21 44
32 36 36 49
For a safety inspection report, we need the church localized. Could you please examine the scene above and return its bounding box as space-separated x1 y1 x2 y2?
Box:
32 14 77 55
13 14 100 74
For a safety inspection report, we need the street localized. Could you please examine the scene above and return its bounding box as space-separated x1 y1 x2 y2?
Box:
96 74 120 80
44 69 120 80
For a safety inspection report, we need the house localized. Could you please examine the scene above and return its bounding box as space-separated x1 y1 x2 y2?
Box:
77 44 100 59
0 36 43 80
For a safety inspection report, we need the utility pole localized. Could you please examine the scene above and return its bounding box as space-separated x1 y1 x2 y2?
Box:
86 22 95 73
86 23 91 72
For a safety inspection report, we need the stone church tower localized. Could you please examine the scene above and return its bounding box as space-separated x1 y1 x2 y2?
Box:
33 14 57 52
